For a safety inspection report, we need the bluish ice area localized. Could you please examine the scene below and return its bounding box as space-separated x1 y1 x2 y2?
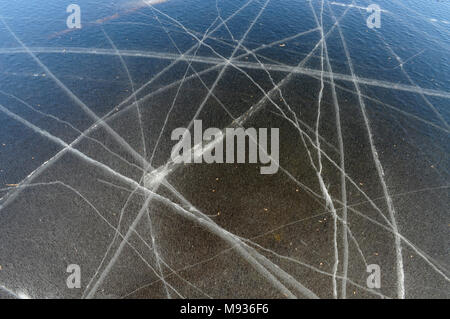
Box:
0 0 448 299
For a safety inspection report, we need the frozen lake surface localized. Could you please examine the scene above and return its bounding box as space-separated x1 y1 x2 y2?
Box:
0 0 448 298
